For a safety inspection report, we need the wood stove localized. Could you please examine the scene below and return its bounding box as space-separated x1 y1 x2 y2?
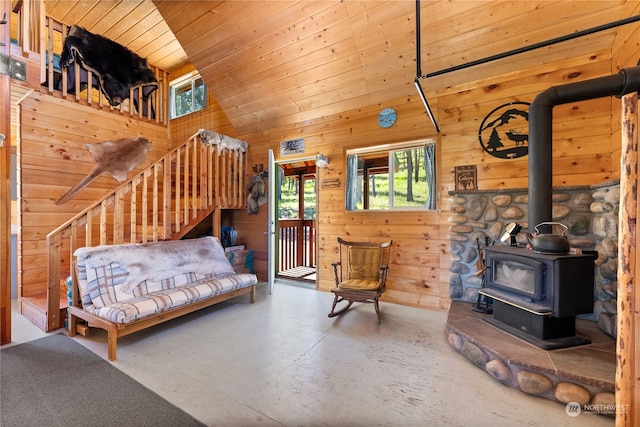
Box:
479 245 597 349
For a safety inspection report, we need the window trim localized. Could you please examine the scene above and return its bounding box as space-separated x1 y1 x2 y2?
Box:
170 72 207 119
346 139 432 157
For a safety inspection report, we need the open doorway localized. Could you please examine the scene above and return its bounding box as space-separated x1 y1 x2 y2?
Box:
275 159 317 284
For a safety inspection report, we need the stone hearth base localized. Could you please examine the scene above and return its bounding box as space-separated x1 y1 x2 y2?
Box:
445 301 616 417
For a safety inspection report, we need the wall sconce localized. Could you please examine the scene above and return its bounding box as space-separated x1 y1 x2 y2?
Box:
316 153 329 167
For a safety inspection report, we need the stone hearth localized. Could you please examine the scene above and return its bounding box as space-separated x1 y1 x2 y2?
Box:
447 181 620 339
445 301 616 417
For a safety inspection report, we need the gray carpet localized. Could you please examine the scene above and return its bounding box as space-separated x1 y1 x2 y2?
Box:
0 334 205 427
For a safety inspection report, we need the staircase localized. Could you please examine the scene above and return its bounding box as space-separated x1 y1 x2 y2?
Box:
10 5 245 332
41 133 247 331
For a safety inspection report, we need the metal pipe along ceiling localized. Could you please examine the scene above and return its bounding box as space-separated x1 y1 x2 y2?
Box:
414 0 439 133
414 0 640 135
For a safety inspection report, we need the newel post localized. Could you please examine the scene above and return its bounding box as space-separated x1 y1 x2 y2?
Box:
617 92 638 426
0 0 12 345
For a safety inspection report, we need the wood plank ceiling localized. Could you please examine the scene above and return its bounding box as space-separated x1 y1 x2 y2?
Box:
44 0 190 72
45 1 639 136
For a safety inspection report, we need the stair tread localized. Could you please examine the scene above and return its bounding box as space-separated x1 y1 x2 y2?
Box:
22 290 68 312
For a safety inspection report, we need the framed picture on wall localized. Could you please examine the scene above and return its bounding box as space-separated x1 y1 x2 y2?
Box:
280 138 305 156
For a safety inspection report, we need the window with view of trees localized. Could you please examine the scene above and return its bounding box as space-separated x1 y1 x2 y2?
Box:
170 75 207 118
345 141 436 211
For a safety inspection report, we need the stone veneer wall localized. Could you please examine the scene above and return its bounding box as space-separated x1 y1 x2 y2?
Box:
447 180 620 338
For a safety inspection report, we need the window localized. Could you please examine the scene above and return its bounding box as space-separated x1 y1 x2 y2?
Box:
345 141 436 211
170 74 207 118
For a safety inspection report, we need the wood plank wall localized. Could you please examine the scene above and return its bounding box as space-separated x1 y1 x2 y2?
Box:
18 92 169 301
238 65 614 312
13 1 640 415
164 17 640 312
19 3 640 315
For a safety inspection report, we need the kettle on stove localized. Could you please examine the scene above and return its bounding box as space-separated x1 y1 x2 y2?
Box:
526 222 571 254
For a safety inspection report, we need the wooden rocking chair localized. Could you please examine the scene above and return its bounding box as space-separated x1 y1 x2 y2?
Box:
328 237 393 323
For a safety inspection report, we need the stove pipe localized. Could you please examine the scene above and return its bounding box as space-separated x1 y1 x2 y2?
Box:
529 65 640 233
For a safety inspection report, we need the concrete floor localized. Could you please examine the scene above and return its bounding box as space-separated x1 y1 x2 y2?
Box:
5 282 614 427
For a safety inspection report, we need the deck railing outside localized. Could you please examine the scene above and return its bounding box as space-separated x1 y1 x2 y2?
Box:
277 219 316 273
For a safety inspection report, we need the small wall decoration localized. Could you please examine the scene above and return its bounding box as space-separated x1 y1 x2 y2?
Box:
478 102 530 159
377 107 397 128
454 165 477 191
197 129 248 153
247 171 268 214
321 178 340 189
280 138 305 156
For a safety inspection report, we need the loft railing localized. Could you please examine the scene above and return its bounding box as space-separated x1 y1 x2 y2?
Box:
44 134 246 330
42 16 170 125
10 3 169 125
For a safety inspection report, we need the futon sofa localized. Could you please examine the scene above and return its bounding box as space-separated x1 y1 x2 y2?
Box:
67 236 258 360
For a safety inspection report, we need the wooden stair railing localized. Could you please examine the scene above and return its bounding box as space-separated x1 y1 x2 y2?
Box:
44 134 246 330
